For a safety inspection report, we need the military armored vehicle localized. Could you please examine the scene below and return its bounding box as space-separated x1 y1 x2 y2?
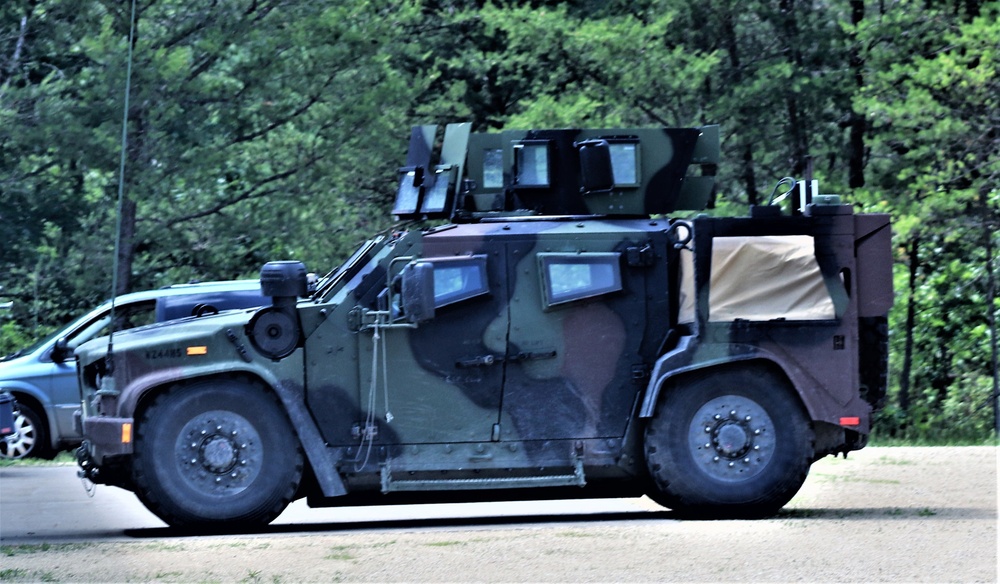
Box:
75 124 893 529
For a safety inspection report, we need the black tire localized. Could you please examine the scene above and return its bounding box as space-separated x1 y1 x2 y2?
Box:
132 377 304 530
644 367 814 518
0 401 56 460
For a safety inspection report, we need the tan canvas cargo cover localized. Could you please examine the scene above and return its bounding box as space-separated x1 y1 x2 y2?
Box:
678 235 837 323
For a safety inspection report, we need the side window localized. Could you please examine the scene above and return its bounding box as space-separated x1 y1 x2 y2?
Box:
482 148 503 189
513 141 551 188
66 301 157 349
608 141 640 187
538 253 623 308
430 255 490 308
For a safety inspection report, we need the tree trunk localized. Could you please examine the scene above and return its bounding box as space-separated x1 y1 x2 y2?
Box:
899 237 920 414
721 9 758 205
847 0 866 188
984 208 999 434
778 0 810 178
115 196 136 296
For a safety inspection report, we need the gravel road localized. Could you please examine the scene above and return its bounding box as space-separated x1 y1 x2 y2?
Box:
0 446 996 583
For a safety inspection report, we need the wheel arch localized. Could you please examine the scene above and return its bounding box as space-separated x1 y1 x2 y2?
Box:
130 370 348 499
2 385 56 447
641 345 818 423
1 390 57 458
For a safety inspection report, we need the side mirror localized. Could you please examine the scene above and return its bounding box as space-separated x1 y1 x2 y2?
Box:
576 139 614 194
52 338 72 363
400 261 435 324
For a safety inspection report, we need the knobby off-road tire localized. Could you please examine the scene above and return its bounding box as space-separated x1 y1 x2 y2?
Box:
644 368 814 518
132 377 304 530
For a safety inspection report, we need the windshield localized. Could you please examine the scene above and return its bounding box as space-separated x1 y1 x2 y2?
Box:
314 237 385 301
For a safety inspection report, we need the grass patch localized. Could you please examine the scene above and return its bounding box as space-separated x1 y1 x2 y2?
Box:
869 436 999 447
809 472 901 485
2 543 94 556
423 540 466 547
875 455 916 465
324 545 356 561
0 568 29 580
557 531 598 538
0 451 76 467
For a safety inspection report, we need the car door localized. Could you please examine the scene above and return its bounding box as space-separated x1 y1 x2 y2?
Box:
499 237 649 442
359 244 510 445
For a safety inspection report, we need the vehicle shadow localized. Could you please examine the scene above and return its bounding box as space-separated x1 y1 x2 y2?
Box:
124 509 677 538
122 503 993 539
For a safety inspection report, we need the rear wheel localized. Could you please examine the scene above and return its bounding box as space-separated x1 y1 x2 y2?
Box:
132 378 303 530
0 402 55 460
644 367 813 518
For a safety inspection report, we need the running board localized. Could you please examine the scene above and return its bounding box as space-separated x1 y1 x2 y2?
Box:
380 458 586 493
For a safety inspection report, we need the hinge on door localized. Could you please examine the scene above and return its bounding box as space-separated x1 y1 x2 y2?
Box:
491 423 501 442
625 243 655 267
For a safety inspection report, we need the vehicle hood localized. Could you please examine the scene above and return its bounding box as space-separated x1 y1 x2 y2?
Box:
75 308 257 368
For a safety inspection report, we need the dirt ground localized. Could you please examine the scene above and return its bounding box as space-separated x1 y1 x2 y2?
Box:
1 446 996 583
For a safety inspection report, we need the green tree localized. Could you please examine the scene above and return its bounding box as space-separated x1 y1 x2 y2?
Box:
856 1 999 439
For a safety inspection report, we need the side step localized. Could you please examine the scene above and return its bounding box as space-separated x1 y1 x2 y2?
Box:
380 458 586 493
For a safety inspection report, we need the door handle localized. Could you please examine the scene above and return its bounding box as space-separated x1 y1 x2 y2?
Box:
455 350 557 368
456 354 500 368
509 350 557 363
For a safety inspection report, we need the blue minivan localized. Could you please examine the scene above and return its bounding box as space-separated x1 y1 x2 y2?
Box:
0 281 265 459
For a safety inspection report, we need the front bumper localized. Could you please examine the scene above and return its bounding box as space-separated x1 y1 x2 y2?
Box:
82 415 134 459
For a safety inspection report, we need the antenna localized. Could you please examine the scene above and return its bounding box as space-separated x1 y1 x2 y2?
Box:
102 0 138 392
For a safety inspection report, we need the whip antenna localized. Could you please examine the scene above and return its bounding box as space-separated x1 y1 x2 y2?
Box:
101 0 138 390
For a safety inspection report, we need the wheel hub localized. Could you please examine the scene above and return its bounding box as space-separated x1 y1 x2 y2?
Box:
688 396 777 482
713 419 752 458
200 434 239 473
174 410 263 493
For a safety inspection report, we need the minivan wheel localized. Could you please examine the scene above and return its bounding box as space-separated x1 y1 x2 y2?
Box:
0 402 56 460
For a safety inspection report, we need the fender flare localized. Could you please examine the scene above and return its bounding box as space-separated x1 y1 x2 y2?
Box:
123 364 348 498
639 335 831 424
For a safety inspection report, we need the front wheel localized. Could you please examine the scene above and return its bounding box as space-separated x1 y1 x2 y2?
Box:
644 368 814 518
132 377 304 530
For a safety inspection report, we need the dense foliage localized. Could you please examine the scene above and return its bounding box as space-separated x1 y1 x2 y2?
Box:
1 0 997 441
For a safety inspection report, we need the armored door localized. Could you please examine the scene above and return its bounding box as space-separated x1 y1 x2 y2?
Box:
499 236 650 442
361 243 509 445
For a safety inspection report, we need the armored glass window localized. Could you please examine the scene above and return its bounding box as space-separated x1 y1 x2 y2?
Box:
393 167 422 216
429 255 490 308
482 148 504 189
538 253 622 308
419 165 457 215
513 141 551 188
608 142 640 187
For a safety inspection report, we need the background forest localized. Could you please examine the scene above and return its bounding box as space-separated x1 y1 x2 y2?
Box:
1 0 997 442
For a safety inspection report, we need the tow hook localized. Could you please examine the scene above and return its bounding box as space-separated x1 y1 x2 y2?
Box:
75 444 98 497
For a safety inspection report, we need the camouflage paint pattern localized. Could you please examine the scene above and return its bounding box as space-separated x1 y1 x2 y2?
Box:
75 123 891 516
